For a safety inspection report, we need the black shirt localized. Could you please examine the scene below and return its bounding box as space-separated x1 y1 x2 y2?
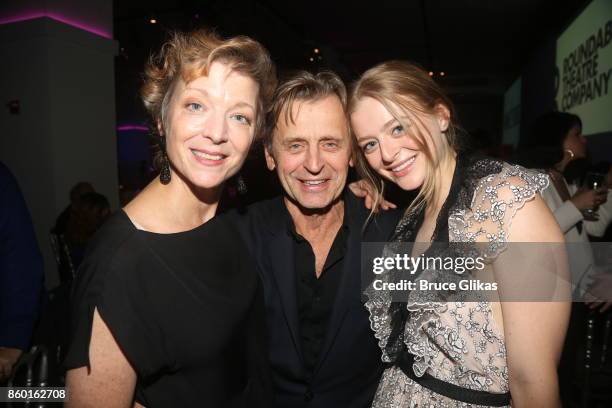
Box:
225 190 402 407
64 210 271 407
285 204 348 379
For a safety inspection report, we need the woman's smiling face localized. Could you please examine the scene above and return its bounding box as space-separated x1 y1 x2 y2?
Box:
350 96 448 191
163 61 259 190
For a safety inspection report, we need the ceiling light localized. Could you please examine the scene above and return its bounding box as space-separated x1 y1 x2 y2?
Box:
149 18 157 24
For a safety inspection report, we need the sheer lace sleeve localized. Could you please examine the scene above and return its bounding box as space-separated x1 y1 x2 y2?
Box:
449 163 549 257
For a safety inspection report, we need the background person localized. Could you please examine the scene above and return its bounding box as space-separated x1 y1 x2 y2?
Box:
53 182 95 236
517 113 612 403
517 112 612 295
63 191 111 270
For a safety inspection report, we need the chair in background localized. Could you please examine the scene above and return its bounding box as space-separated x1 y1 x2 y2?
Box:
49 231 76 283
579 309 612 407
6 345 50 407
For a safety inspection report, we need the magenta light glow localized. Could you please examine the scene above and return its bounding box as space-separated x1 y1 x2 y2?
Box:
0 12 112 39
117 125 149 132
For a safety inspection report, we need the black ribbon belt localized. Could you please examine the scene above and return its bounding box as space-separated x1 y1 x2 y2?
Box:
392 351 512 406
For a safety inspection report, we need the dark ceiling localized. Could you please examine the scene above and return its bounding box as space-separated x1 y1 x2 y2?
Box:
113 0 590 124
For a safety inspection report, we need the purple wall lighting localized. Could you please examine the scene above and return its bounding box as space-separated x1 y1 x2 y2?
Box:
0 12 112 39
117 124 149 132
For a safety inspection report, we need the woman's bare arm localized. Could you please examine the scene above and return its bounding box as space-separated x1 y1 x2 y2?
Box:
66 308 138 408
498 194 570 408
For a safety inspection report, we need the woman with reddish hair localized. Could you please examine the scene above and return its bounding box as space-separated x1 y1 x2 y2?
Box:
64 29 276 408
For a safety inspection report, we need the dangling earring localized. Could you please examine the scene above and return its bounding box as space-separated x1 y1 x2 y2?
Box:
159 136 171 185
564 149 575 160
236 174 247 195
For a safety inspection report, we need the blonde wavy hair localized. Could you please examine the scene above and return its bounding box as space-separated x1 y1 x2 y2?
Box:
141 29 277 167
348 60 461 215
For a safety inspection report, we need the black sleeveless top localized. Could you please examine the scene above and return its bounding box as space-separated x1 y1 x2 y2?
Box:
64 211 271 407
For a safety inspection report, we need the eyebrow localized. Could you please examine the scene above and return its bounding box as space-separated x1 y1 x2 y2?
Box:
319 135 344 142
283 135 344 143
381 117 399 132
184 87 209 96
183 87 255 112
282 137 307 144
230 101 255 112
356 117 399 142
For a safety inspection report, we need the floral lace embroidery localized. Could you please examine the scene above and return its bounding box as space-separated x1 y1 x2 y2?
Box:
365 159 549 407
448 162 549 257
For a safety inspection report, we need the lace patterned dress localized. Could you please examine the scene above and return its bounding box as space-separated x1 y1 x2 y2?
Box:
365 157 549 407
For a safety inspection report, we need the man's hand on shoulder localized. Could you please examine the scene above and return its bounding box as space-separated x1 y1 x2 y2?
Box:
348 180 397 211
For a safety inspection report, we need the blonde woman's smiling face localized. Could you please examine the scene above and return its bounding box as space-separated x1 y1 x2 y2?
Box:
351 97 449 191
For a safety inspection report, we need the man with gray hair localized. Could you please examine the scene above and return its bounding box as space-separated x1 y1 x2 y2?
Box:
228 71 399 407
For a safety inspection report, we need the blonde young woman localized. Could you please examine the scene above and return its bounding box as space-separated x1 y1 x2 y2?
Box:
64 30 276 408
349 61 570 407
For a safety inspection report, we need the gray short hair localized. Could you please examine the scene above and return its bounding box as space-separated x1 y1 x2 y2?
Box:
264 70 348 148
